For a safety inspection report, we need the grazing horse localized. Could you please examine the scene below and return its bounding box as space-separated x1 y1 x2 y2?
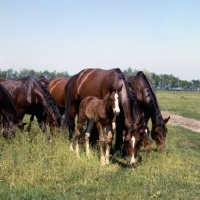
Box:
48 77 69 115
0 76 62 134
74 85 121 164
0 83 22 138
128 71 170 149
63 68 145 166
28 76 69 132
114 88 151 158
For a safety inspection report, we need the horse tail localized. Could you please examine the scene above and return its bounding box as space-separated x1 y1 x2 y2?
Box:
62 76 74 129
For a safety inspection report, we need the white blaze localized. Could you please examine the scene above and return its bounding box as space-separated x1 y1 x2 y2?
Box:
113 93 120 114
130 136 137 164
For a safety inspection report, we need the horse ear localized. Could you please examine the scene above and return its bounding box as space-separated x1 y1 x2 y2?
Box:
164 116 170 124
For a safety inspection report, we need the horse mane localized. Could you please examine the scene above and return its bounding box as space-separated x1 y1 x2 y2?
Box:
136 71 162 122
29 76 62 121
37 76 49 90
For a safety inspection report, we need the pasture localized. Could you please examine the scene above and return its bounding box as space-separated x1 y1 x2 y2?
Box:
0 91 200 199
156 90 200 120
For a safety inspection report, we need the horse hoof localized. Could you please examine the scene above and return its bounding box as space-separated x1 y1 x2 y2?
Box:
100 157 106 165
105 155 110 165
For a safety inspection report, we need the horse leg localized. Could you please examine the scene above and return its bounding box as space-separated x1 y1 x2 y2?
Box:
38 121 46 133
74 117 85 157
105 124 113 164
68 112 77 151
115 113 125 156
85 120 95 156
27 114 34 132
96 122 105 165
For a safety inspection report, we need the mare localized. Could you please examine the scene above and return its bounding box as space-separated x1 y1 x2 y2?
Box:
74 85 121 164
115 88 151 156
0 76 62 134
28 76 69 133
48 77 69 115
63 68 146 166
27 75 50 131
0 83 22 138
128 71 170 149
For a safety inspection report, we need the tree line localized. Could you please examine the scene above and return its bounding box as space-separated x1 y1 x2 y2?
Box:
1 67 199 91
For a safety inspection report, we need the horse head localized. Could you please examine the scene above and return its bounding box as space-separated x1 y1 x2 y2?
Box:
108 85 122 116
134 121 151 151
151 116 170 149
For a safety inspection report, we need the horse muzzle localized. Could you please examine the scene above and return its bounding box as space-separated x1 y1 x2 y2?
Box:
113 109 120 116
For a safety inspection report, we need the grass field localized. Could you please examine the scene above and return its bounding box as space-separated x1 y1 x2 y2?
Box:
156 90 200 120
0 91 200 199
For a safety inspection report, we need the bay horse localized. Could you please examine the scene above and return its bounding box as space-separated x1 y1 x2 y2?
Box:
0 83 23 138
128 71 170 149
0 76 62 134
48 77 69 115
63 68 146 166
74 85 121 165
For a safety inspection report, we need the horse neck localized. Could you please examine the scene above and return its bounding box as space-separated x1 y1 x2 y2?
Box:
118 82 133 128
35 85 59 122
139 74 162 124
132 104 143 125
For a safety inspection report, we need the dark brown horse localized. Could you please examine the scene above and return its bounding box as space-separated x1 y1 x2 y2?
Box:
74 85 121 164
28 76 69 132
0 83 22 138
49 77 69 115
0 76 62 133
128 71 170 149
63 68 145 166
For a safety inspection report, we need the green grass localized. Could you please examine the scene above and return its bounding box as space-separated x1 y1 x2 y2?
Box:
156 90 200 120
0 91 200 199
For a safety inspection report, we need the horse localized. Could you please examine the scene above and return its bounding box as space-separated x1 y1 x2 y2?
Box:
128 71 170 149
63 68 146 166
27 76 69 132
115 88 151 155
0 83 24 138
48 76 69 115
74 85 121 165
0 76 62 134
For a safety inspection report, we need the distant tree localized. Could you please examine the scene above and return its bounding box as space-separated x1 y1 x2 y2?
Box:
0 67 198 91
191 79 200 90
123 67 139 76
151 73 160 89
19 68 37 78
56 71 70 77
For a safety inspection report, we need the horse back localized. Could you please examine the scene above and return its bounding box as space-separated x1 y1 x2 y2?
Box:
67 68 126 102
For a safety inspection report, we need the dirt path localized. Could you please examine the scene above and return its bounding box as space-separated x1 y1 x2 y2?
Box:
161 111 200 133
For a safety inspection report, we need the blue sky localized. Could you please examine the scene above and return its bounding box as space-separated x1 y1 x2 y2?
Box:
0 0 199 80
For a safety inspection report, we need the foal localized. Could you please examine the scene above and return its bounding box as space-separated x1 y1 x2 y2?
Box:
74 85 121 165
